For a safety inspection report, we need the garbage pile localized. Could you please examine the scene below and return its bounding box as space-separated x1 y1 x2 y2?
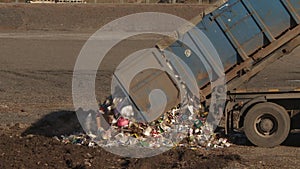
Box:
57 96 231 149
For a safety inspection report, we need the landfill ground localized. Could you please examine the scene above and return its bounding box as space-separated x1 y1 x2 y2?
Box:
1 3 300 169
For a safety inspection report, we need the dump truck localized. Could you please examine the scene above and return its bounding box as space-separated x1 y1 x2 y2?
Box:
115 0 300 147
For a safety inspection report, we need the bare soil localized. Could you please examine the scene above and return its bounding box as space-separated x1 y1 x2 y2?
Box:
0 4 300 169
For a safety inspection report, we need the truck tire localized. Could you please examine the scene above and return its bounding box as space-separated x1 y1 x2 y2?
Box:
244 102 290 147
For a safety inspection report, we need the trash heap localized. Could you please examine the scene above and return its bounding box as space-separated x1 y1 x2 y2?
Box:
58 96 231 149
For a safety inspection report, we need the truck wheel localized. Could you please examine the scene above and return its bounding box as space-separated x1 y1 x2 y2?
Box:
244 102 290 147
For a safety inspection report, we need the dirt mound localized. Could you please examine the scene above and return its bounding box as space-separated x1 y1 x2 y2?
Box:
0 131 240 169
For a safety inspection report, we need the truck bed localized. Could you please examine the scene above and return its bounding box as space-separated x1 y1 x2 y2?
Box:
156 0 300 99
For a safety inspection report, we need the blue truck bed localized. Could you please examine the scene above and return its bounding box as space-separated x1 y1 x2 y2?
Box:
156 0 300 97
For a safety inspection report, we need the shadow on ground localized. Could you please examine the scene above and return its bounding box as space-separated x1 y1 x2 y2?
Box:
21 109 108 137
283 112 300 147
22 110 84 137
283 133 300 147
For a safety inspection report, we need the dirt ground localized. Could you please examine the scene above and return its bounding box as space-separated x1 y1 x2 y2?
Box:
0 4 300 169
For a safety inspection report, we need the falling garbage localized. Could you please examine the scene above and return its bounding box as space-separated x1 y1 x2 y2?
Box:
56 96 231 150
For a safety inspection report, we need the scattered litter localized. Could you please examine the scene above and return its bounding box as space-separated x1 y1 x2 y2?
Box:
60 133 94 147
